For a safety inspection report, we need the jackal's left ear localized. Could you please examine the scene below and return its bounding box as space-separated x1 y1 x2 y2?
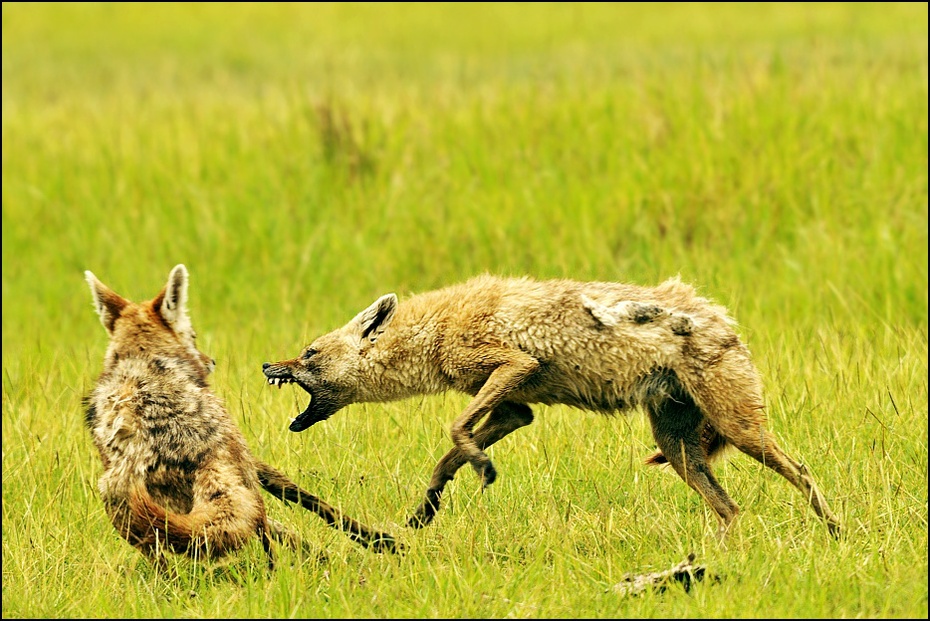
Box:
352 293 397 342
85 271 128 334
157 264 190 328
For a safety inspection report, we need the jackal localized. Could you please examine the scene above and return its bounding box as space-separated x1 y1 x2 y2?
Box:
84 265 397 573
262 274 842 541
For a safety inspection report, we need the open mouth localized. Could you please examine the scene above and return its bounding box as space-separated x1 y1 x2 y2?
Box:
263 369 316 432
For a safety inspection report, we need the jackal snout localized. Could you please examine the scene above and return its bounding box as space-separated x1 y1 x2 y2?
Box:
262 350 351 432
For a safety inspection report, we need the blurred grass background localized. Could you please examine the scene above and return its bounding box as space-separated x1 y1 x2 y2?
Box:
2 2 927 617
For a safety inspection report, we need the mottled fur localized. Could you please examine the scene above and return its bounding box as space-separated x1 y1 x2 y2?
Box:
84 265 397 573
263 274 841 540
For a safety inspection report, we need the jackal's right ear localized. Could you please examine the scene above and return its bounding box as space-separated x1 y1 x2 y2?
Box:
156 264 190 329
85 271 128 334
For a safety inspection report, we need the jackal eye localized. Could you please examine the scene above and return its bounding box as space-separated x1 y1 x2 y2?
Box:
301 348 318 360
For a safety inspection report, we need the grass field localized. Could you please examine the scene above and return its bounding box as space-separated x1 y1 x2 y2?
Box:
2 2 927 618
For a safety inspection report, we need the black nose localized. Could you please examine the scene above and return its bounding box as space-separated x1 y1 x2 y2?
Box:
262 362 271 370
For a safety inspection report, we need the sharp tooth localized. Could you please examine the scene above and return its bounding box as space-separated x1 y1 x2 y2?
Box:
267 378 273 385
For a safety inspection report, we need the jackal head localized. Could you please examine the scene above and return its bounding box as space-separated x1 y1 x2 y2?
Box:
263 293 397 432
85 264 215 381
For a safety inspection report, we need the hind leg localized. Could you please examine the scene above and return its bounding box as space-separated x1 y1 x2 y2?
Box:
647 396 740 542
679 344 841 536
718 422 842 537
681 349 842 537
408 401 534 528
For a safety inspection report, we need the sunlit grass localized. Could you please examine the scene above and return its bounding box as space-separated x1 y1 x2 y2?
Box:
3 2 927 618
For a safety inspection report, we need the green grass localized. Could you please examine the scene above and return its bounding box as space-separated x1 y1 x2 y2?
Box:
2 2 927 617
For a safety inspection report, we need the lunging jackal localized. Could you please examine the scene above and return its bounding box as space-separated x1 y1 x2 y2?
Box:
84 265 397 573
262 274 842 541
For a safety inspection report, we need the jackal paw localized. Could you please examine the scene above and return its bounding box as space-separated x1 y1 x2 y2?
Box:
406 511 431 529
478 461 497 489
407 490 441 529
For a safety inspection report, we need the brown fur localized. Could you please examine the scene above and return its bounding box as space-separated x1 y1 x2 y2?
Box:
263 274 841 540
84 265 398 573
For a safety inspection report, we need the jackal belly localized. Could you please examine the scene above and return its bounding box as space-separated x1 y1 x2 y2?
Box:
510 329 684 413
511 362 672 413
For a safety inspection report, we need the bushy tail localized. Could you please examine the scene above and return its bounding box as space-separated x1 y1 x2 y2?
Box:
126 485 221 557
256 461 400 554
645 421 730 466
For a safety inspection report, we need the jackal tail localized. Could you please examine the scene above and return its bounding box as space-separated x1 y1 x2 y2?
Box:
256 461 400 553
645 422 731 466
126 485 221 555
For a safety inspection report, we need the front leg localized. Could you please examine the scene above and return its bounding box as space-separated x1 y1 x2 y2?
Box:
449 352 539 489
408 402 534 528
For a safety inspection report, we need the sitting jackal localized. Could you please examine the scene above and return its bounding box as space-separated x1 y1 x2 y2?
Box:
84 265 397 572
262 274 841 541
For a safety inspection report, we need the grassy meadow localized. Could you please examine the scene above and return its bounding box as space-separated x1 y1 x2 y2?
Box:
2 2 927 617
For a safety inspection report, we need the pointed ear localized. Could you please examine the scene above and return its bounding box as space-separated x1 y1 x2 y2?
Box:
157 264 189 328
351 293 397 341
85 270 128 334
